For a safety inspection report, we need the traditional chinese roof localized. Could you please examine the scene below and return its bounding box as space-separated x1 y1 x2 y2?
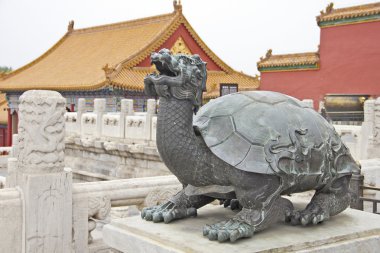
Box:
0 2 259 96
317 2 380 27
257 50 319 72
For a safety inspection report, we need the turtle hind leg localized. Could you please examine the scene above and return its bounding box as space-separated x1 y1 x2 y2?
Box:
141 188 214 223
286 175 351 226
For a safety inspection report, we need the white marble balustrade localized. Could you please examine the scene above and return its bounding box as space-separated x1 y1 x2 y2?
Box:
65 98 157 145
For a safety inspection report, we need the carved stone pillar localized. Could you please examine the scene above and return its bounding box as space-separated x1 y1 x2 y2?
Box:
17 90 72 253
145 99 157 141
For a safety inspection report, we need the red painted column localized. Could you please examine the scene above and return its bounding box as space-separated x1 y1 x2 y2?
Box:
71 103 75 112
7 108 12 146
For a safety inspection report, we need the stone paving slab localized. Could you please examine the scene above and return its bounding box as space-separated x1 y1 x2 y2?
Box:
103 204 380 253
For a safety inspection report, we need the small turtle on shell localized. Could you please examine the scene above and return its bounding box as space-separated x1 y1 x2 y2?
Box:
142 49 358 242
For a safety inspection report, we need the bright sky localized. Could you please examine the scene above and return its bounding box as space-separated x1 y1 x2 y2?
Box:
0 0 378 75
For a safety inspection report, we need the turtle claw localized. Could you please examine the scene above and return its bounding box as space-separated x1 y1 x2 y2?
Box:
141 202 197 224
221 199 242 211
203 220 254 242
285 209 328 226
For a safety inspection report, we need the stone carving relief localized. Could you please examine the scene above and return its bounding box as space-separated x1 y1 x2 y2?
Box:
143 186 182 208
88 195 111 243
83 115 97 125
17 90 66 173
126 117 145 128
65 113 77 123
104 116 119 126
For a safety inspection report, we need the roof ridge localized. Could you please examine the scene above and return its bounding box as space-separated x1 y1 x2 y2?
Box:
317 2 380 25
72 12 176 34
179 15 233 73
321 2 380 15
268 52 318 58
110 12 184 73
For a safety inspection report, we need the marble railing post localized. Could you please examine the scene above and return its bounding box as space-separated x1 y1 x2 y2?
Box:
120 99 133 138
94 98 106 138
6 134 19 187
77 98 86 135
364 99 375 124
0 188 23 253
17 90 72 253
10 133 19 157
374 98 380 144
350 170 364 210
145 99 157 141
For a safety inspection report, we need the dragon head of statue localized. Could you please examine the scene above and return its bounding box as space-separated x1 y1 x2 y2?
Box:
144 48 207 114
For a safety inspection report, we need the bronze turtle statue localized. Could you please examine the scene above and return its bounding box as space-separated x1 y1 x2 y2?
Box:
142 48 358 242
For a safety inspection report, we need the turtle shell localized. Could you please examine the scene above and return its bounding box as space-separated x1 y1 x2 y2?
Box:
194 91 351 176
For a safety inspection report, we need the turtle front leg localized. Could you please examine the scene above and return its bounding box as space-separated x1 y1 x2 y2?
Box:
203 196 293 242
203 181 293 242
141 187 214 223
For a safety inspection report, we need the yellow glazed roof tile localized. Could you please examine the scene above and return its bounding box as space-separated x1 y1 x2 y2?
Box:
0 13 177 91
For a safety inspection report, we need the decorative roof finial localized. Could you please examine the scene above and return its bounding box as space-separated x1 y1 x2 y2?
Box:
67 20 74 33
102 64 115 78
320 3 334 15
173 0 182 13
260 49 272 61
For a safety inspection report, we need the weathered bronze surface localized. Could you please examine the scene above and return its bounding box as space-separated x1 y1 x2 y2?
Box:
142 49 358 242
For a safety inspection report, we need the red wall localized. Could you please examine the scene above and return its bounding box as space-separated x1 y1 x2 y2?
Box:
137 24 222 71
260 21 380 109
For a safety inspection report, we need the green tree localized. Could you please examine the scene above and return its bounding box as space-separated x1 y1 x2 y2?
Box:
0 66 12 73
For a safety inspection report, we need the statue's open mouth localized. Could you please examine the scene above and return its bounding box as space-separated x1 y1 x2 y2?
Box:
151 59 177 77
147 58 183 88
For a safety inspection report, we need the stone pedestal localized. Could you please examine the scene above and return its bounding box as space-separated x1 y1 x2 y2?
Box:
103 204 380 253
17 90 73 253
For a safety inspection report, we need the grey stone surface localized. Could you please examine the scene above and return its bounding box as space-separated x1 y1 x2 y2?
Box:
104 204 380 253
65 142 170 181
0 188 23 253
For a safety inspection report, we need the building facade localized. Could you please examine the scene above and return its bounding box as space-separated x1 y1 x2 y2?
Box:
257 2 380 121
